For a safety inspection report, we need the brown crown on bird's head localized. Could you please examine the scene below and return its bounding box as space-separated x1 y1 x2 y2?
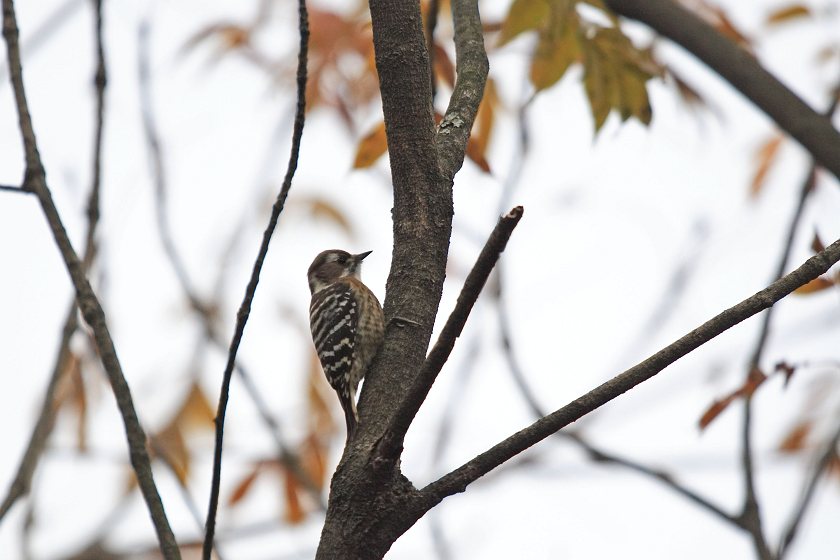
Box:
307 249 372 294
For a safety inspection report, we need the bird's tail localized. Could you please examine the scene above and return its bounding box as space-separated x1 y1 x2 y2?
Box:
341 398 358 443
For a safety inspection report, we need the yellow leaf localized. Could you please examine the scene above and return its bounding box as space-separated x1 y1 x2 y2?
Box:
174 382 216 432
582 35 613 131
151 424 190 484
498 0 550 46
530 3 580 91
353 121 388 169
766 5 811 26
582 27 657 131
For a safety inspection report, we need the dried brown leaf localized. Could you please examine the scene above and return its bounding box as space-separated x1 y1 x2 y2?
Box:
353 121 388 169
699 368 767 430
774 360 798 386
766 5 811 26
296 196 355 238
794 276 835 295
811 232 827 254
433 43 455 89
778 421 812 453
175 382 216 432
750 134 784 197
151 424 190 484
283 470 306 525
228 463 264 506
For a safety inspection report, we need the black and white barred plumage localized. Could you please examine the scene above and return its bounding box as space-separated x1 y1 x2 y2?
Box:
308 250 384 438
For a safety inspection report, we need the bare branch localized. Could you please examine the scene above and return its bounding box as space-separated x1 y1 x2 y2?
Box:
420 237 840 504
378 206 523 460
778 417 840 558
0 302 77 521
735 90 838 559
136 17 323 511
2 1 179 556
435 0 489 180
0 183 31 193
603 0 840 180
202 0 309 556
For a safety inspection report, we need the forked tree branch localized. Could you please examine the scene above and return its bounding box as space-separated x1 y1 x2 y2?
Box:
435 0 488 180
420 237 840 505
201 0 309 557
0 0 107 522
603 0 840 180
2 1 179 557
379 206 523 459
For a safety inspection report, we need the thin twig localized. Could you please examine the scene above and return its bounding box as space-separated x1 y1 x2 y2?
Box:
201 0 309 556
137 20 205 315
136 17 323 510
1 1 179 556
0 0 107 524
420 236 840 505
427 333 481 560
0 183 31 193
735 89 838 559
0 302 77 521
497 271 744 527
379 206 524 460
778 416 840 558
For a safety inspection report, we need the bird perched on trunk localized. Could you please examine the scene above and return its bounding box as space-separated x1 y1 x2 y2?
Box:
308 249 384 439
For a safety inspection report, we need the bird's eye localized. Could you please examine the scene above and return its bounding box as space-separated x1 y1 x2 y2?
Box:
337 255 348 264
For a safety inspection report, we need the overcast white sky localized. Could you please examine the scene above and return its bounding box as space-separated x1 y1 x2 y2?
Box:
1 0 839 558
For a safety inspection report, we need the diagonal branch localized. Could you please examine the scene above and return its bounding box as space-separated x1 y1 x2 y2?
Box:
201 0 309 557
435 0 488 181
420 236 840 505
603 0 840 180
2 1 179 557
378 206 523 460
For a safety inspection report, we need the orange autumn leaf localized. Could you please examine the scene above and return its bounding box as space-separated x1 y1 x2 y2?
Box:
228 463 264 506
794 276 835 295
353 121 388 169
778 421 812 453
750 134 784 197
699 368 767 430
283 469 306 525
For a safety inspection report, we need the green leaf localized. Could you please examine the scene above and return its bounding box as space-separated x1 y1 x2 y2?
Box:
498 0 550 46
529 2 580 90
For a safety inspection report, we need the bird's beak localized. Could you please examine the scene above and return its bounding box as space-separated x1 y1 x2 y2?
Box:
355 250 373 262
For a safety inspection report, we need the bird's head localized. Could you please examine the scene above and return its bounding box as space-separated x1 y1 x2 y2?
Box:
307 249 372 294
